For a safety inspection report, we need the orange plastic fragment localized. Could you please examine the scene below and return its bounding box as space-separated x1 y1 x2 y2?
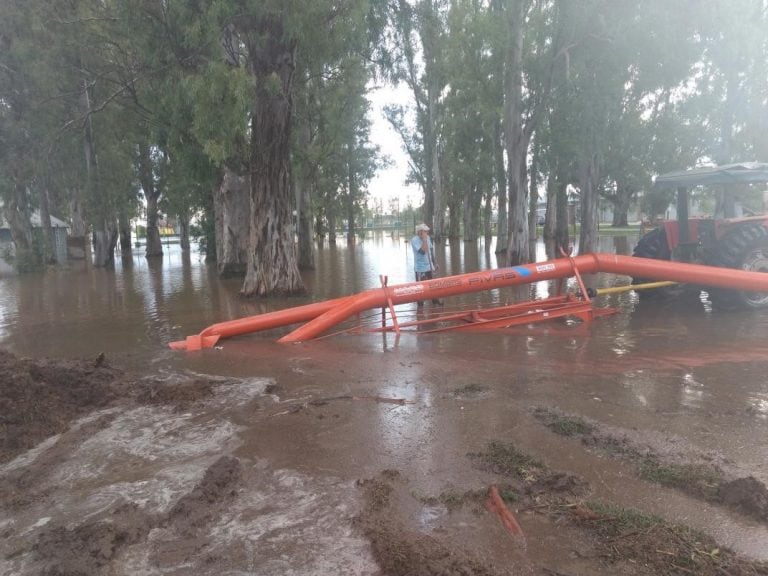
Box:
486 485 525 538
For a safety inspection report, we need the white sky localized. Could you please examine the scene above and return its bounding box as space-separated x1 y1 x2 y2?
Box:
366 83 423 212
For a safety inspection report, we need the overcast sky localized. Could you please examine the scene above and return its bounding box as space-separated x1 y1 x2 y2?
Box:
366 83 422 212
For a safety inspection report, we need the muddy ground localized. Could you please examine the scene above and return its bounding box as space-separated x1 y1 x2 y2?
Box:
2 348 768 575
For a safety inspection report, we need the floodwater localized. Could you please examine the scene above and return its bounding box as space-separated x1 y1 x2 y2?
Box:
2 232 768 573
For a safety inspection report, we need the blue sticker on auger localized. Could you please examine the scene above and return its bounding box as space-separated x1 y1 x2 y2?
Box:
511 266 532 277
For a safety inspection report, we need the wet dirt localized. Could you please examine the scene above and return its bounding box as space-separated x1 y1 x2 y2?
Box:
3 238 768 574
533 406 768 523
3 348 768 575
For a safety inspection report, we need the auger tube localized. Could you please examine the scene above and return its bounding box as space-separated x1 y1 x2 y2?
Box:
168 253 768 350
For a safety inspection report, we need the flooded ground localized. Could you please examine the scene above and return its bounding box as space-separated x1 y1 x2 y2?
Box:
2 233 768 575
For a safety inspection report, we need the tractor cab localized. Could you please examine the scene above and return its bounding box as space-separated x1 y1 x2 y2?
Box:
633 162 768 308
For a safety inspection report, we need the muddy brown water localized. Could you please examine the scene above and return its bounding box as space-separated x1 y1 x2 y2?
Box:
2 233 768 574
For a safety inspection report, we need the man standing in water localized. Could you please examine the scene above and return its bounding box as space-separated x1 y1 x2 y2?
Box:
411 223 443 307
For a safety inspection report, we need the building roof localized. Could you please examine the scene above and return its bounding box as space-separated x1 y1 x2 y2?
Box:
0 209 69 230
654 162 768 189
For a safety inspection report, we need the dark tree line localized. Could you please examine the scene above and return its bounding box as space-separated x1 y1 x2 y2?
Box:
1 0 766 294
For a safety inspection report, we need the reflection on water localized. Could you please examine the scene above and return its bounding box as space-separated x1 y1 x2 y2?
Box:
2 233 768 559
1 233 768 441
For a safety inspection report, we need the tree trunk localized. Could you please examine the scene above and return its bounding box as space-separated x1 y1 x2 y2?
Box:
493 119 508 253
138 142 162 258
578 156 600 255
483 189 493 245
118 211 132 256
93 219 118 268
38 185 56 264
296 179 315 269
608 180 632 227
528 144 539 263
328 209 337 245
611 187 631 227
463 183 480 242
447 197 461 239
503 0 530 266
543 173 558 258
555 182 570 257
346 154 357 246
81 74 115 268
241 26 304 297
67 193 88 260
295 105 315 270
178 212 190 251
5 182 34 255
214 168 250 277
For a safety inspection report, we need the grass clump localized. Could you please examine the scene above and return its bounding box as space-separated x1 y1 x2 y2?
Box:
548 415 594 437
453 383 486 396
533 407 594 437
637 458 721 500
469 441 545 480
574 501 763 576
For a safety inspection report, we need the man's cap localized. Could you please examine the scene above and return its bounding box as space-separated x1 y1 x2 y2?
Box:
415 223 430 232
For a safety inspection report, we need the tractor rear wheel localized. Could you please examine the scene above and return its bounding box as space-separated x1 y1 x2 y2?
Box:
631 228 678 299
707 223 768 310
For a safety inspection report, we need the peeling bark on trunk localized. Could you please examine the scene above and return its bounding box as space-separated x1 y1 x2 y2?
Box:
503 0 530 266
240 24 304 297
214 168 250 277
138 142 162 258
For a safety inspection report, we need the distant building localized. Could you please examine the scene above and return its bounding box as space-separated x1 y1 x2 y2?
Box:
0 211 70 271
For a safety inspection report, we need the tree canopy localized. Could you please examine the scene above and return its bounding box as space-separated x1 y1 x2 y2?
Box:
1 0 766 283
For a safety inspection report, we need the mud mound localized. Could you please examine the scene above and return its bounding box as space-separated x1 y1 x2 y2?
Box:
572 503 768 576
166 455 243 536
33 503 154 576
356 471 511 576
0 350 124 463
134 377 215 411
720 477 768 521
533 406 768 523
363 519 503 576
0 350 237 466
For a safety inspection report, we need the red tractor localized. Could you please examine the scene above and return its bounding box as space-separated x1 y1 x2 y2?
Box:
632 162 768 309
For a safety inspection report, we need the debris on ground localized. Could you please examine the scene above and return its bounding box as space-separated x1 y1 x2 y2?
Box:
533 406 768 523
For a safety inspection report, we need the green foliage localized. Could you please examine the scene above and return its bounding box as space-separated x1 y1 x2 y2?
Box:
184 64 251 165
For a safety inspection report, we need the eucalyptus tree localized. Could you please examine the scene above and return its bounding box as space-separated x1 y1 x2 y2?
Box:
497 0 576 265
382 0 448 238
441 0 497 243
0 0 64 264
689 0 768 163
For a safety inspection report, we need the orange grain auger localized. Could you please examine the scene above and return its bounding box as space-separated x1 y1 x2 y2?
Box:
169 252 768 351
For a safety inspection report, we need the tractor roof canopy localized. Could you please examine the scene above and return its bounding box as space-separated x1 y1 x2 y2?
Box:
654 162 768 189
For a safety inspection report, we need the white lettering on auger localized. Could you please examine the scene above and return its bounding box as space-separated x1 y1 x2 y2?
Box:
394 285 426 297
